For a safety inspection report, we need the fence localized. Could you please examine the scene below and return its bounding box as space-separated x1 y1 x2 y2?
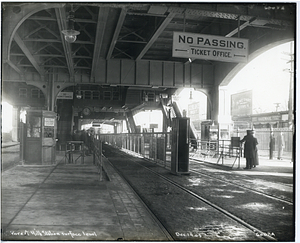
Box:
93 137 105 181
91 127 293 170
99 132 172 168
232 128 294 159
98 132 243 168
191 138 242 168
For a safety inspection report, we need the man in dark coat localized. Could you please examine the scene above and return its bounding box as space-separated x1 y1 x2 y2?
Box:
240 130 258 169
269 132 275 160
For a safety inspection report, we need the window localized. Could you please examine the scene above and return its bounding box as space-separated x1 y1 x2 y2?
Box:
103 91 111 100
112 91 120 100
27 116 41 138
84 91 92 99
31 89 39 98
147 92 155 101
92 91 100 100
30 89 44 98
19 88 27 98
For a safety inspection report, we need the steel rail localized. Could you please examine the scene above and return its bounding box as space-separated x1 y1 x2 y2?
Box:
190 158 293 189
189 159 293 205
109 150 278 241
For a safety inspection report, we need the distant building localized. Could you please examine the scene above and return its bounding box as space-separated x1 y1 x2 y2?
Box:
232 111 292 129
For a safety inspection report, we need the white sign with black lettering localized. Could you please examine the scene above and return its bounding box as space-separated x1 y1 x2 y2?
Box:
57 92 73 99
172 32 248 63
44 117 55 127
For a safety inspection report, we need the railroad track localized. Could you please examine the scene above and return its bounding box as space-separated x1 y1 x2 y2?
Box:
103 145 294 241
190 158 294 189
189 158 293 205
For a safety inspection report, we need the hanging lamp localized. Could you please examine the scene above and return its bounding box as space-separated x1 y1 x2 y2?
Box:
61 5 80 43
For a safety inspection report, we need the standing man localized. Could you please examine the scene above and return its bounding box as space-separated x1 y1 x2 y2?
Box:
269 131 275 160
277 132 285 160
241 130 259 169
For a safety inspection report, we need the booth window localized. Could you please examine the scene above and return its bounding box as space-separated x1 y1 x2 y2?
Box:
27 116 41 138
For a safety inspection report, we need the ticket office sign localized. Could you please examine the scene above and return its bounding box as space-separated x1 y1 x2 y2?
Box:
172 32 248 63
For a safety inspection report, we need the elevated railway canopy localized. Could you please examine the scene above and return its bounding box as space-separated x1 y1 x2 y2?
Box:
1 4 295 239
2 2 296 129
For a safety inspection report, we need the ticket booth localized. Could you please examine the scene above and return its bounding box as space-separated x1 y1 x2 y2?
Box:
201 120 216 141
171 117 190 175
23 110 57 164
219 123 231 140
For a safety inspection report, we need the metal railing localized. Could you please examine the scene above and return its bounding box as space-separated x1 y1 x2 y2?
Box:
232 128 294 160
91 130 293 171
191 139 242 168
93 138 105 181
96 132 243 169
100 132 172 167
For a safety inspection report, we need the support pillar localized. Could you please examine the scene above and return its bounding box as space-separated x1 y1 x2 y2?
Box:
114 123 118 133
210 85 219 122
11 107 20 142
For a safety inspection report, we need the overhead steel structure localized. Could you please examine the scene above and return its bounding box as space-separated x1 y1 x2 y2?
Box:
2 3 295 136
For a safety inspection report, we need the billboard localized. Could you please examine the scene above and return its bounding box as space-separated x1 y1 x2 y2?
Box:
231 90 252 117
173 32 248 63
188 102 206 121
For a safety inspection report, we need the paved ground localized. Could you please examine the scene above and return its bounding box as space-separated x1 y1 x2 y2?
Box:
1 142 295 241
104 145 294 241
1 142 21 171
191 151 294 173
1 152 170 241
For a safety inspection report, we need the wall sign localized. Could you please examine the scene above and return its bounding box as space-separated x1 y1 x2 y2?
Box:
44 117 55 127
173 32 248 63
57 92 73 99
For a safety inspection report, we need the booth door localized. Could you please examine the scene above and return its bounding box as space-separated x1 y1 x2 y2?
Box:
25 116 42 164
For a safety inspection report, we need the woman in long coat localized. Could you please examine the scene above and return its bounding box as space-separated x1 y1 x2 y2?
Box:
241 130 259 169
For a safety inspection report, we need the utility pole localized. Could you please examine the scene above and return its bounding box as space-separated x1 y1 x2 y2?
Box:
274 103 280 112
282 42 294 129
288 42 294 129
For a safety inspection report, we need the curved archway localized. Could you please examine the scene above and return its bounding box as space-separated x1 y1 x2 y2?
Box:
217 39 294 131
173 88 209 139
3 3 64 62
174 88 208 117
219 38 294 87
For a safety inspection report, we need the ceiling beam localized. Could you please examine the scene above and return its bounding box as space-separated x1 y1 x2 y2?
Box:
6 60 23 75
106 9 127 60
117 40 147 44
13 32 44 78
91 8 109 81
136 12 176 60
55 7 75 80
23 39 61 43
225 18 256 37
33 54 65 58
173 5 293 26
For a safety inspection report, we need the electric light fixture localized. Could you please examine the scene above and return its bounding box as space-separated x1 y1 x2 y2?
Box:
61 6 80 43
